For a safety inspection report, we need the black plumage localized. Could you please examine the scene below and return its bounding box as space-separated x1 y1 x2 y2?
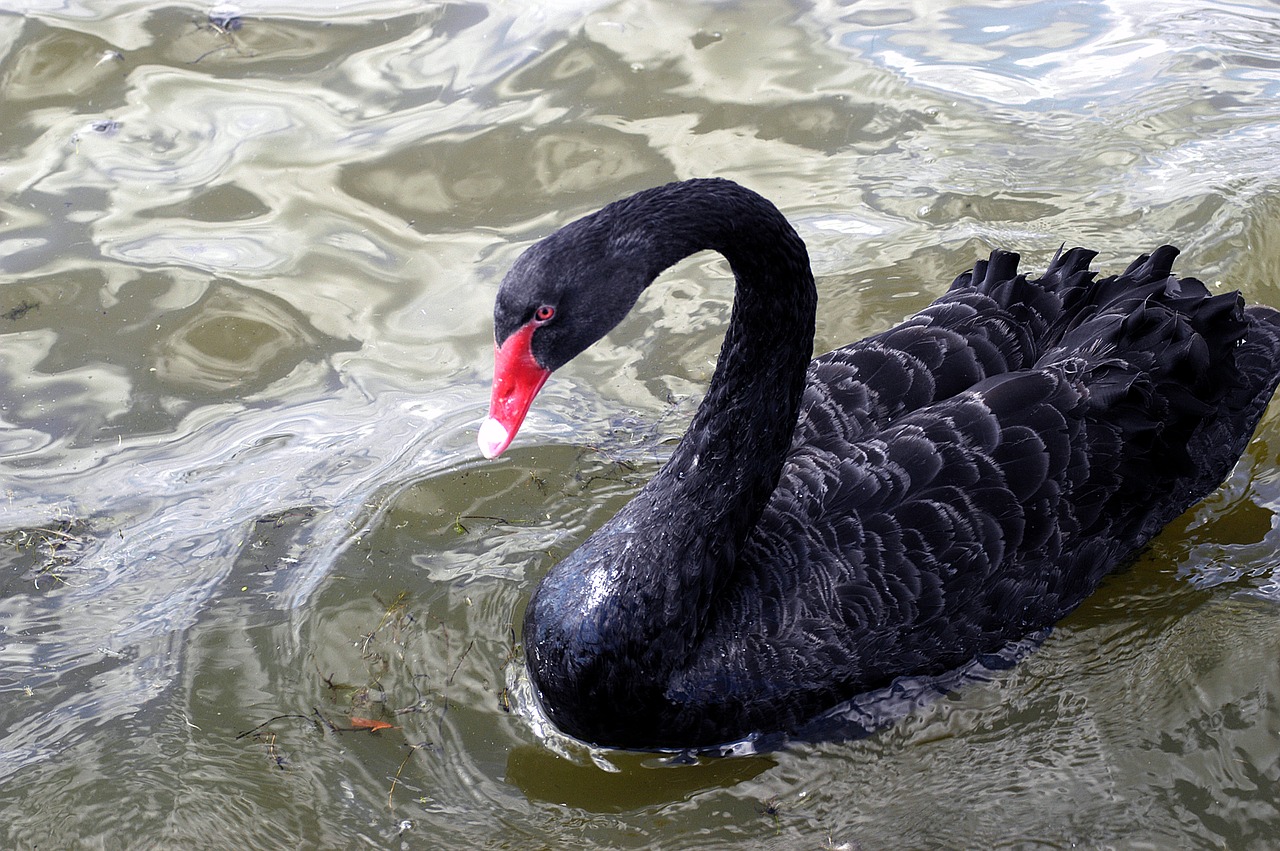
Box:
483 178 1280 750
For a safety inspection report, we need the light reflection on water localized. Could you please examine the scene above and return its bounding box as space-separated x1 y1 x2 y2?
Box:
2 0 1280 847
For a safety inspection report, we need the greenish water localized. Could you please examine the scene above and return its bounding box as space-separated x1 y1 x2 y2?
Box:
2 1 1280 847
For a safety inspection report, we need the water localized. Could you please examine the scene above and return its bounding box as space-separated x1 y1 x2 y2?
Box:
2 0 1280 847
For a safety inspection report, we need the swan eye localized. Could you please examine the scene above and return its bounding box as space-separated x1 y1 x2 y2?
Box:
534 305 556 323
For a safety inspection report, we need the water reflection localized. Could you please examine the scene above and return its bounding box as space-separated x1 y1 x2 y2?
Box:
0 21 124 107
341 123 675 231
507 745 776 812
139 182 271 221
152 282 355 397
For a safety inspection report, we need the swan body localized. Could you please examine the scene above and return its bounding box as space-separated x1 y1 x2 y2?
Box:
480 179 1280 750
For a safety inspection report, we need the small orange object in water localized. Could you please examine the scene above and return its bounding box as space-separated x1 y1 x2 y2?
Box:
350 716 394 732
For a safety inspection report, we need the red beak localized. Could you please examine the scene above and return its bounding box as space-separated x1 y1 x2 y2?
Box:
479 321 551 458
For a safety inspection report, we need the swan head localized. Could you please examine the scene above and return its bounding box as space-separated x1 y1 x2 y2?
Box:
480 203 655 458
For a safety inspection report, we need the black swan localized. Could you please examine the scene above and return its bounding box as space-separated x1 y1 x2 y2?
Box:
479 178 1280 751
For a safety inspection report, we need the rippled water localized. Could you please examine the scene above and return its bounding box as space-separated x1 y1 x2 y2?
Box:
2 0 1280 847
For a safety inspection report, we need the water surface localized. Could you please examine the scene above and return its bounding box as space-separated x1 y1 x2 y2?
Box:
3 0 1280 847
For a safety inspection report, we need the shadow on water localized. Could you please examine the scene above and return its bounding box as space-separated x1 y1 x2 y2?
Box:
505 745 776 813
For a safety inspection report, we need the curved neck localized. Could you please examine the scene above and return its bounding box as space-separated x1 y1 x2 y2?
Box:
525 181 817 737
633 180 818 565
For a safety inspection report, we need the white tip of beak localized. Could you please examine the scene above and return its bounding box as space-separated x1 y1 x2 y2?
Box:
478 416 511 459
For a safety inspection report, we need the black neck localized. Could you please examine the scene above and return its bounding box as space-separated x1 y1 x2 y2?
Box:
525 180 816 728
630 179 817 587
